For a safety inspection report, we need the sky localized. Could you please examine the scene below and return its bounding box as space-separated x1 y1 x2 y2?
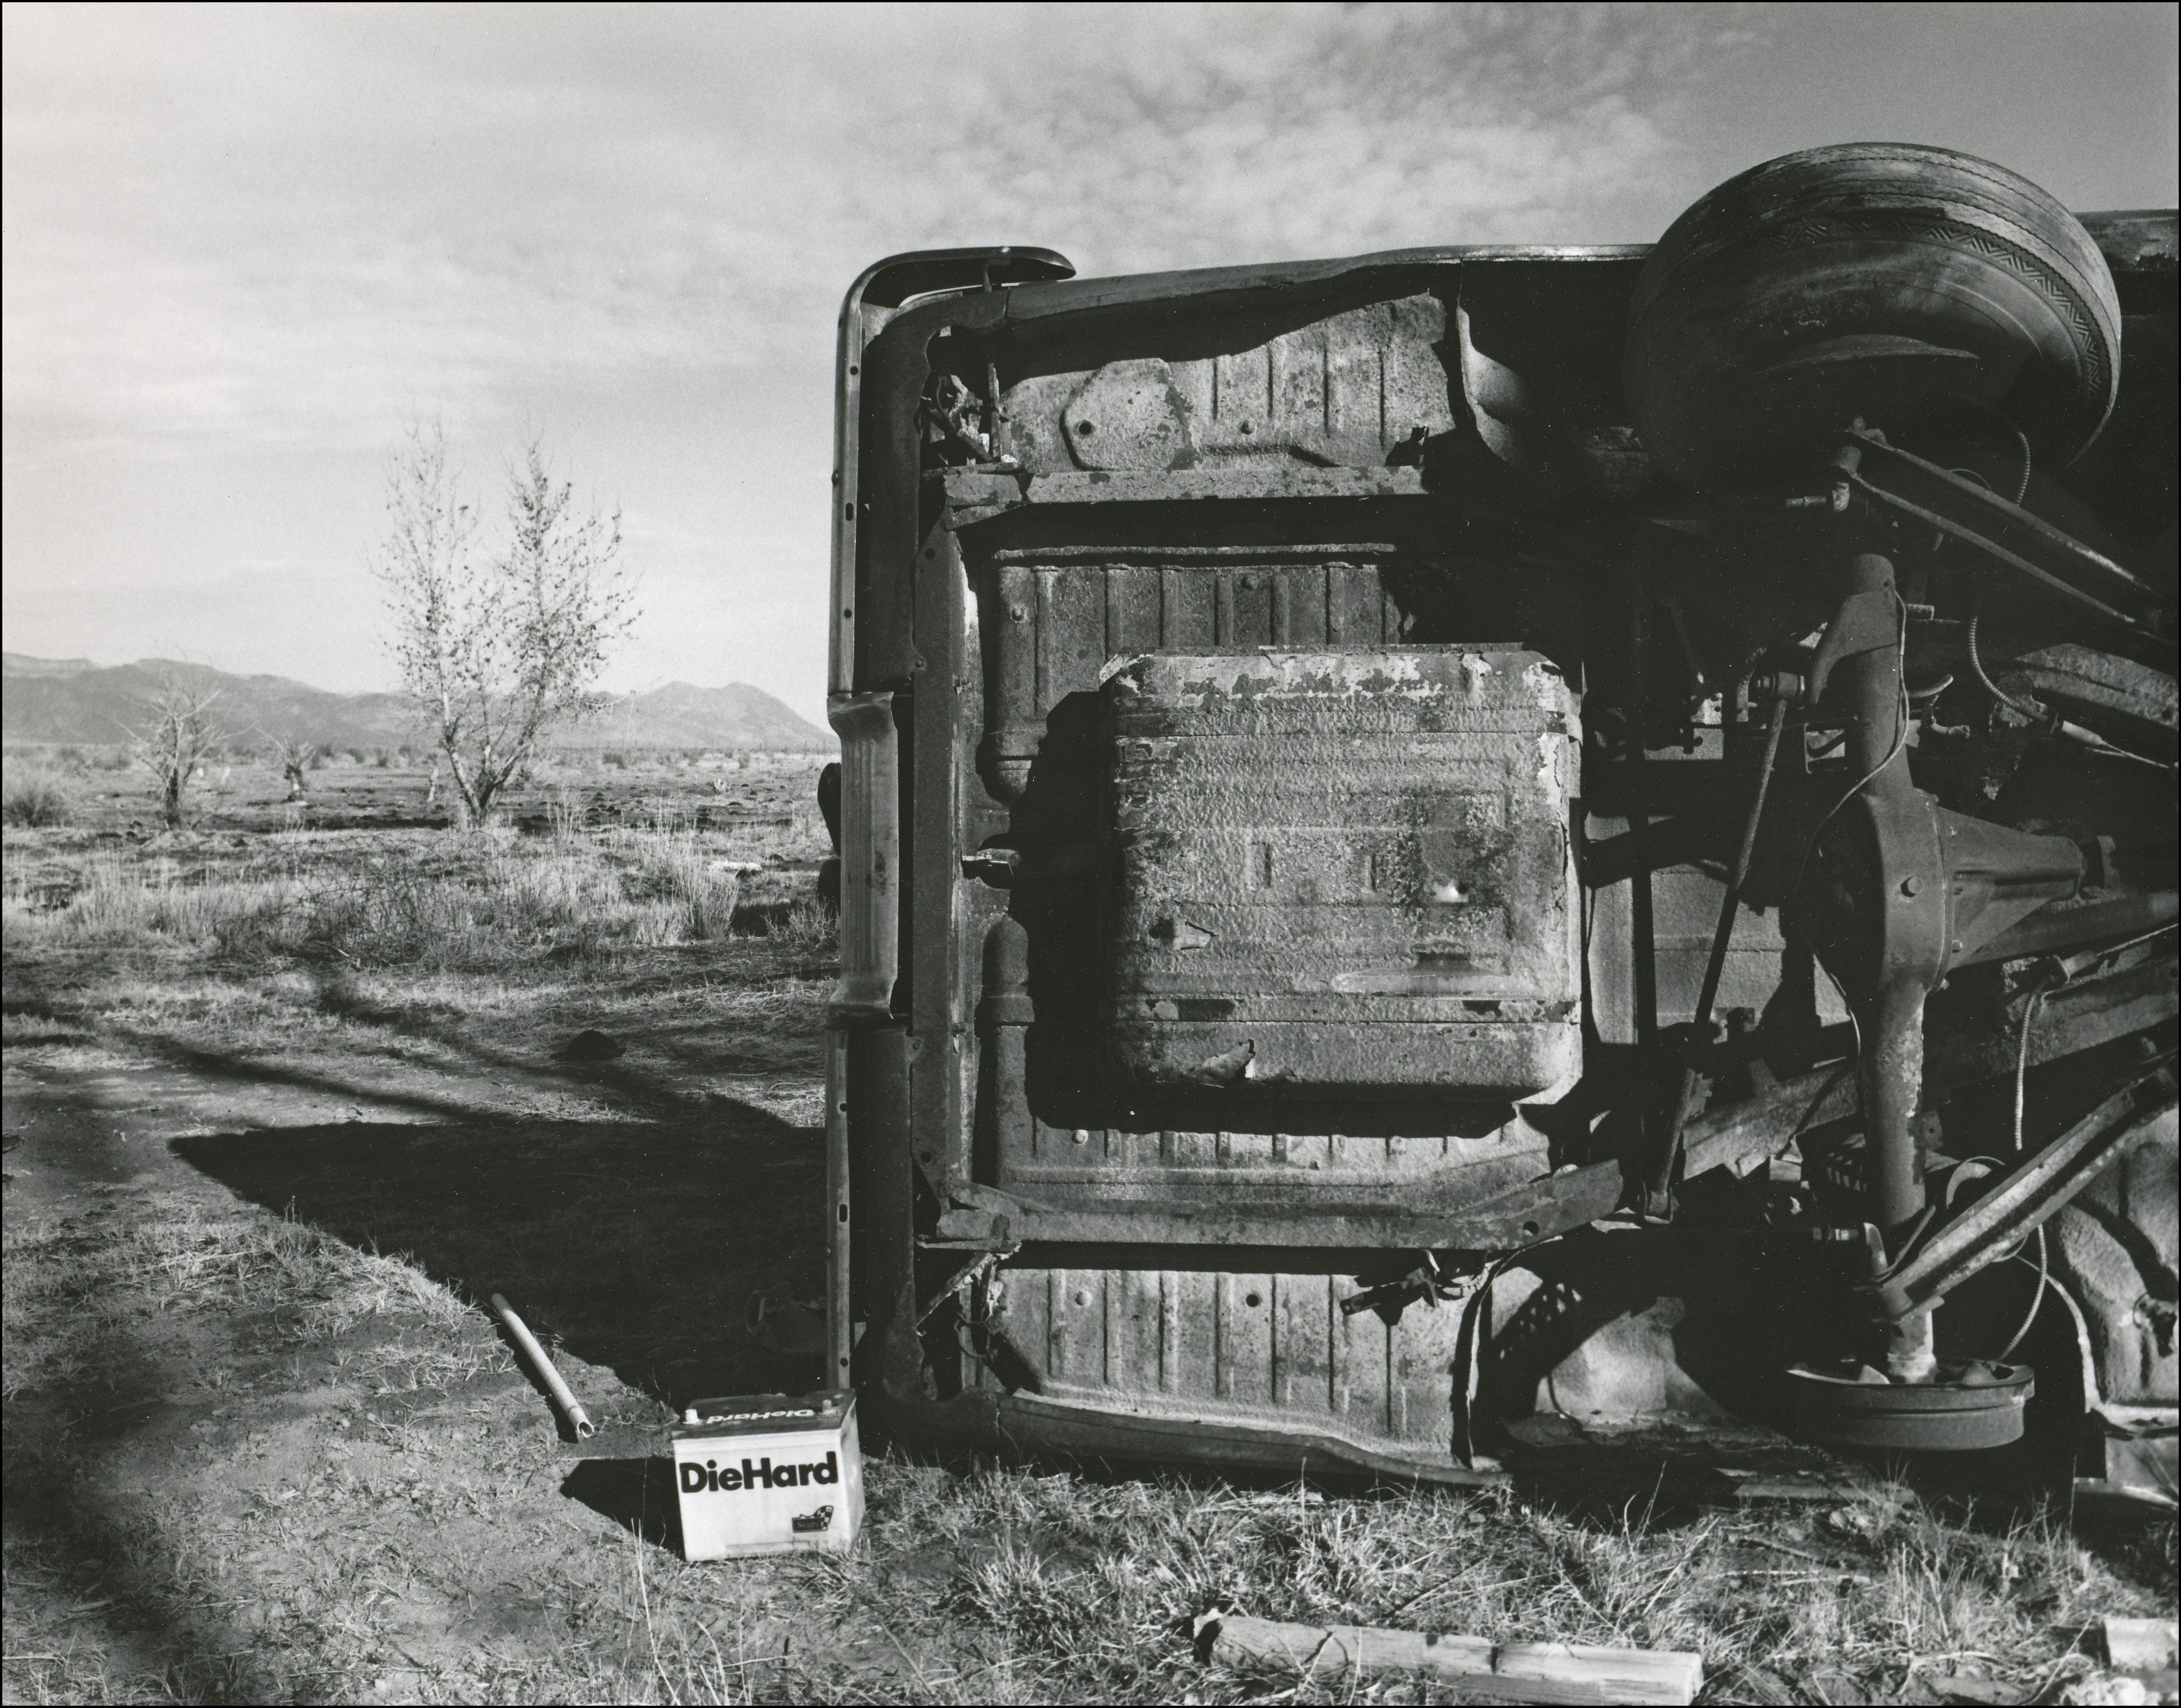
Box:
4 2 2176 727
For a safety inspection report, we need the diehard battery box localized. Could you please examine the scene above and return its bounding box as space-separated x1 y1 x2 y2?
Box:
670 1390 863 1560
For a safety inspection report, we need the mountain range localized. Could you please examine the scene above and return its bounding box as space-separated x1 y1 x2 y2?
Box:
1 654 831 752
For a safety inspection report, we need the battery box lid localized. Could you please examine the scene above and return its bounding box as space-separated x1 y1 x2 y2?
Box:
672 1390 855 1440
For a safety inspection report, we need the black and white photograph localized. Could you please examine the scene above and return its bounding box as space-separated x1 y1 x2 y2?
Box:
3 5 2175 1703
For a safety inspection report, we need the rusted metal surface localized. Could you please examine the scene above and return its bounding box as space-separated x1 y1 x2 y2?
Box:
987 1389 1508 1485
826 194 2180 1476
944 463 1427 526
965 1237 1759 1463
955 543 1598 1248
928 1158 1623 1249
823 689 899 1025
2053 1131 2181 1405
972 544 1414 800
987 1121 1553 1203
823 1033 852 1388
1001 293 1455 476
977 1263 1469 1452
1841 430 2162 638
1786 1358 2035 1451
1925 952 2178 1086
1586 852 1851 1042
1872 1065 2178 1319
828 247 1073 696
2017 643 2180 748
1105 648 1581 1096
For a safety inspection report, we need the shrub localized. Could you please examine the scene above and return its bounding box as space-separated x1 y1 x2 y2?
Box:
774 895 838 954
545 789 589 843
610 827 741 941
3 771 75 827
1 823 766 966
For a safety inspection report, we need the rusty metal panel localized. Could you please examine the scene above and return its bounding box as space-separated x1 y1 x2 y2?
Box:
997 1116 1550 1194
1221 567 1275 647
973 550 1402 790
1328 561 1391 644
825 691 900 1024
1000 293 1456 476
1494 1272 1735 1424
2051 1110 2179 1405
980 563 1039 801
1035 567 1105 714
1161 567 1217 650
1105 565 1163 658
1586 846 1850 1043
1104 647 1582 1097
984 1264 1459 1455
973 1240 1799 1464
1273 561 1329 646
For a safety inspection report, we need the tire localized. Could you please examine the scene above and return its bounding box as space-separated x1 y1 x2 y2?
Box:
1625 143 2122 492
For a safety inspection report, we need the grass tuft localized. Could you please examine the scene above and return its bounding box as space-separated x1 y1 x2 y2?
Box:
3 825 767 968
3 768 75 827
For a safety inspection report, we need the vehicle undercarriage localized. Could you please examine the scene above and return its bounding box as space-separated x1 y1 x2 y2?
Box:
821 146 2178 1504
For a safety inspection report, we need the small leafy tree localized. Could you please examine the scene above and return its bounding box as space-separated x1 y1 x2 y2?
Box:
375 424 635 829
263 731 321 800
121 668 226 829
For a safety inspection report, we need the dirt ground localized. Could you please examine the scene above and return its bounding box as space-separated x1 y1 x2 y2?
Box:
4 762 2176 1705
2 943 848 1703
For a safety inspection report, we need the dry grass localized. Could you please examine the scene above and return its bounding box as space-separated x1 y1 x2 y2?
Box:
5 775 2174 1706
2 826 748 968
3 767 76 827
5 1154 2173 1706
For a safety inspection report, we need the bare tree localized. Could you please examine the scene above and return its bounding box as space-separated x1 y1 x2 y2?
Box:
121 668 226 829
374 424 635 828
262 731 321 800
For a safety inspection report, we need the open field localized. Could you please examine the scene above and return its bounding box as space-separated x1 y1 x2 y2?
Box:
1 746 830 839
4 763 2175 1705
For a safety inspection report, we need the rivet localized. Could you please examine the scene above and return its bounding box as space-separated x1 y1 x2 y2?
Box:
1071 1128 1090 1146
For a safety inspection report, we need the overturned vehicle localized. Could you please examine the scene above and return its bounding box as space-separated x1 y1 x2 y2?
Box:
819 145 2178 1500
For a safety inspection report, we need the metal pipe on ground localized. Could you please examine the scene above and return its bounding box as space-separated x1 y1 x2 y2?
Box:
490 1292 595 1440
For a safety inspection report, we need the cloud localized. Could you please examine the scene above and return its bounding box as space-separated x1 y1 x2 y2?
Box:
2 3 1759 462
3 2 2170 720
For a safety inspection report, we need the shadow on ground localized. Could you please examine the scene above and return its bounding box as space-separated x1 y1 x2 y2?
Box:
173 1106 827 1411
562 1457 683 1551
